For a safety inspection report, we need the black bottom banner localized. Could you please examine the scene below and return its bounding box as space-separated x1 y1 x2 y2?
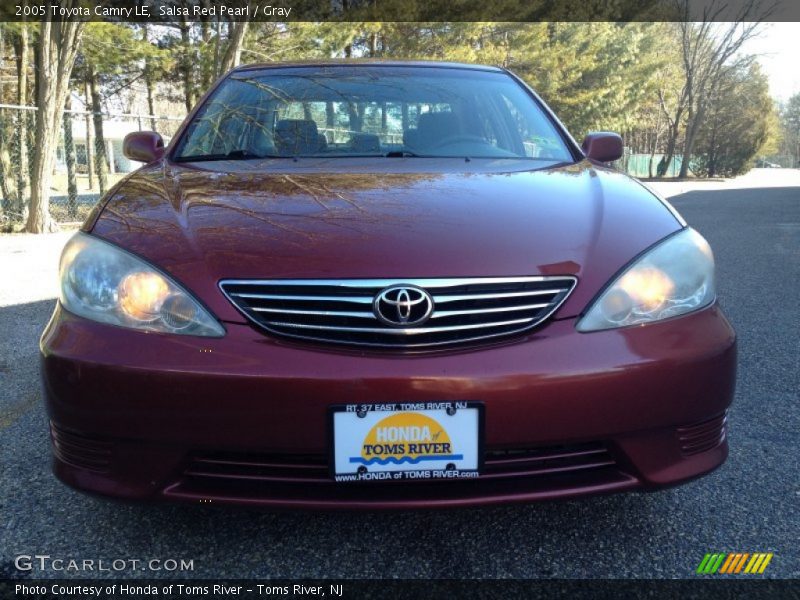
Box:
2 579 799 600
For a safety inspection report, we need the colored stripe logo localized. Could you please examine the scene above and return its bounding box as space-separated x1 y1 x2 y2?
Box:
696 553 773 574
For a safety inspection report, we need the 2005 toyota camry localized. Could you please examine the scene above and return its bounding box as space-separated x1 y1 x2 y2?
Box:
41 61 736 508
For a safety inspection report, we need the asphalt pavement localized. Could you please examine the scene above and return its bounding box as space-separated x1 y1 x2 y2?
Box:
0 174 798 580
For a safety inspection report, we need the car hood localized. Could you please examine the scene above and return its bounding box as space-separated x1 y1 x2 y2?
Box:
89 158 682 324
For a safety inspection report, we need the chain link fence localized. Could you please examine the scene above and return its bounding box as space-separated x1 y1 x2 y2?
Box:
0 104 184 228
615 149 684 179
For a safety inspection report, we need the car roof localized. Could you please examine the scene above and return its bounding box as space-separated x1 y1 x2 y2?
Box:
230 60 506 74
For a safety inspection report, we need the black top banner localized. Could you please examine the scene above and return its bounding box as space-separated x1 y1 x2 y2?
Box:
1 0 798 23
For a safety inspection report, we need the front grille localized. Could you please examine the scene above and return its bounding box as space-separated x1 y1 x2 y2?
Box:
50 422 112 473
219 276 576 348
677 412 728 456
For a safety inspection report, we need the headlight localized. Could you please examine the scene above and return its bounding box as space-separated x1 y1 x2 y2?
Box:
59 233 225 337
577 228 715 332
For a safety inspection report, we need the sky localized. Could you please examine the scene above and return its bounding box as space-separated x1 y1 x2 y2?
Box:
742 22 800 104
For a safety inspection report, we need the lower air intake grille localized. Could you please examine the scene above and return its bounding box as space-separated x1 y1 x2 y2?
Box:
677 412 728 456
219 276 576 349
165 442 629 506
179 442 615 487
483 442 616 478
50 422 112 473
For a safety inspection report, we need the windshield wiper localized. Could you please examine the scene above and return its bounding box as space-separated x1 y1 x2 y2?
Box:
174 149 276 162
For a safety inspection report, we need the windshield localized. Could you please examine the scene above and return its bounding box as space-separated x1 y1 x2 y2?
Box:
173 66 574 162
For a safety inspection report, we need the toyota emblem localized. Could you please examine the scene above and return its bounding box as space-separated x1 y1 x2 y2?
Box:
373 285 434 327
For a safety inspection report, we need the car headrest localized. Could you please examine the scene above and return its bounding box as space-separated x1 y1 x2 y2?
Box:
415 112 460 149
275 119 321 155
349 133 381 153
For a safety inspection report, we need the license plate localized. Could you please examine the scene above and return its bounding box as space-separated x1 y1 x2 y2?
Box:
330 402 483 482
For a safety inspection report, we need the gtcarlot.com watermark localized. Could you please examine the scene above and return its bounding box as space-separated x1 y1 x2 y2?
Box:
14 554 195 573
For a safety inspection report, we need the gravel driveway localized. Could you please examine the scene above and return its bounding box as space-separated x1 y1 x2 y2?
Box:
1 170 798 580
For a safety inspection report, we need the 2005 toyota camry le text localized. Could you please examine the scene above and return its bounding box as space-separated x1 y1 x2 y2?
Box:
41 61 736 509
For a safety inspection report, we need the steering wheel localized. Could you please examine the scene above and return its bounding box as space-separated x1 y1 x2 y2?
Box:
429 134 490 149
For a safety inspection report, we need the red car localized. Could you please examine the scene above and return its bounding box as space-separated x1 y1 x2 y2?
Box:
42 62 735 509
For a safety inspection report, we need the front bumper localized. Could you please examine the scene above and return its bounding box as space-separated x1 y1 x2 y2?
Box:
41 302 736 509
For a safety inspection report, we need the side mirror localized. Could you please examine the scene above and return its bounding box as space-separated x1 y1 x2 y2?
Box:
123 131 165 163
581 132 623 163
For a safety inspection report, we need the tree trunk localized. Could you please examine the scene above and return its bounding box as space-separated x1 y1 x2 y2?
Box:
325 102 335 127
200 13 213 89
678 119 693 178
347 103 362 132
29 35 38 184
219 21 249 76
0 126 10 214
141 24 158 130
14 26 30 218
63 94 78 218
369 32 378 57
0 25 10 212
679 104 705 178
648 129 660 179
146 79 157 131
324 102 335 143
26 18 85 233
88 67 108 194
214 20 222 77
84 82 94 190
661 118 681 178
179 19 195 112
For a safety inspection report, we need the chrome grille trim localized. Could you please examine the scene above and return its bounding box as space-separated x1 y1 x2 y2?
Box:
432 289 566 302
224 276 569 288
232 293 374 304
220 276 577 349
267 317 535 335
431 303 550 318
251 307 376 318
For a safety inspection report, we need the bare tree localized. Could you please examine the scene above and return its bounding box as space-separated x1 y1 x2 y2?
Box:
25 18 85 233
83 81 94 190
86 63 108 194
13 24 30 217
141 24 158 130
199 8 214 89
178 16 196 112
63 93 78 217
219 20 250 76
0 24 11 211
661 0 771 178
